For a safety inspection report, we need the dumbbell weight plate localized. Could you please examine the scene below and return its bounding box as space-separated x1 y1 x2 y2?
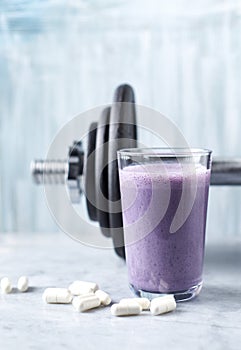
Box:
85 122 98 221
95 107 111 237
108 84 137 258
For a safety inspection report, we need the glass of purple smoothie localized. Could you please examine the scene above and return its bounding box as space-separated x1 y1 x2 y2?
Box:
118 148 212 302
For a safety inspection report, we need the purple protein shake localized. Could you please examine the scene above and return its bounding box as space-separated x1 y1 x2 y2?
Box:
119 163 211 295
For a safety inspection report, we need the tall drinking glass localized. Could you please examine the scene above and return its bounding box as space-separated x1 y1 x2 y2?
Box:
118 148 212 301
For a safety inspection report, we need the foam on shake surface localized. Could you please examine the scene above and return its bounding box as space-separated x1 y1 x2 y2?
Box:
120 162 209 187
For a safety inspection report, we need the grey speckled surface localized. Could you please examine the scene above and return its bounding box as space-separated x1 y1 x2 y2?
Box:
0 233 241 350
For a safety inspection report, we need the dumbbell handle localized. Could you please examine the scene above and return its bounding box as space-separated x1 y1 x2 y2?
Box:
211 158 241 185
30 159 68 185
31 157 241 187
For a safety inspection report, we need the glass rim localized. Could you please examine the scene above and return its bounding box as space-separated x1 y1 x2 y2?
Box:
117 147 212 157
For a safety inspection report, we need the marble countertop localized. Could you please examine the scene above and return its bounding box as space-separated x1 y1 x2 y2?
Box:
0 233 240 350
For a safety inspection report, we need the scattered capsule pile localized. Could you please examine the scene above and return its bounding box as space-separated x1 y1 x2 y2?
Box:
0 276 29 294
1 277 176 316
42 280 177 317
42 281 112 313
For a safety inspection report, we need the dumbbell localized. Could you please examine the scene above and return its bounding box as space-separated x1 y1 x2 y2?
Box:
31 84 241 259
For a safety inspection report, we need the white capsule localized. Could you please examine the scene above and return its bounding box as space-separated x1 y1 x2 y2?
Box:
111 302 142 316
72 293 95 304
17 276 29 292
1 277 12 294
68 281 98 295
95 290 111 306
150 296 176 316
120 298 150 310
42 288 73 304
72 294 101 312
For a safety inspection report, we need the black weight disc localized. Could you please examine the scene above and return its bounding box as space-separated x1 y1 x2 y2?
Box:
85 122 98 221
95 107 111 237
108 84 137 258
